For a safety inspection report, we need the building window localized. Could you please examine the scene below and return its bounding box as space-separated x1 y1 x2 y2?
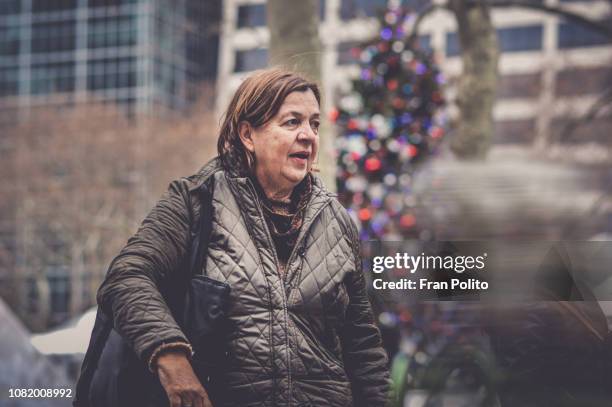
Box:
0 67 19 96
30 62 75 95
493 119 536 144
0 0 20 15
558 20 611 49
0 24 19 57
88 15 137 49
237 4 266 28
237 1 325 28
497 73 541 99
340 0 428 20
87 57 137 91
446 32 460 57
340 0 388 20
319 0 326 21
552 115 612 143
31 21 76 53
234 48 268 72
556 67 612 96
89 0 139 6
446 24 543 57
32 0 77 12
418 34 432 52
47 267 71 319
498 25 542 52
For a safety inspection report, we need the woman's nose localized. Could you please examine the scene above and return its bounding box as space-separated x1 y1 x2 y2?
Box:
297 125 317 142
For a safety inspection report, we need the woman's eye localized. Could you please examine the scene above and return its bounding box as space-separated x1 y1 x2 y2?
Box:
311 121 320 132
285 118 300 126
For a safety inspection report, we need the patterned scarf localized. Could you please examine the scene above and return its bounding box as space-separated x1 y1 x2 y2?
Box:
251 174 312 275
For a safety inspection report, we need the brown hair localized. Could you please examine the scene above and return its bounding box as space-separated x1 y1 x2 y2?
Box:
217 68 321 175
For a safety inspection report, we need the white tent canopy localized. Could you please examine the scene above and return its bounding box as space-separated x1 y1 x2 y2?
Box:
30 307 97 355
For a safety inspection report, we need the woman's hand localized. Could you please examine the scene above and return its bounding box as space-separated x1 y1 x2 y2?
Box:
156 351 213 407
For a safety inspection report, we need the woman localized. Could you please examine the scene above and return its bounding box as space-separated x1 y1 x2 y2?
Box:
96 68 390 407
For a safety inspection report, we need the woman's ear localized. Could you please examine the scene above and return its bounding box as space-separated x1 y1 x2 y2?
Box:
238 121 255 153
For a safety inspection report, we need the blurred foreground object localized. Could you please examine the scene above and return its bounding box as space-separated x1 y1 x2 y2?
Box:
0 298 72 407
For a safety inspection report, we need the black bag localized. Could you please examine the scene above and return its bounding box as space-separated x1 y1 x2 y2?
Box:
74 180 230 407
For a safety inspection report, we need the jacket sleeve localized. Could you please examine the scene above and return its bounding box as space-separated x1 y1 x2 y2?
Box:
96 179 194 363
339 219 391 407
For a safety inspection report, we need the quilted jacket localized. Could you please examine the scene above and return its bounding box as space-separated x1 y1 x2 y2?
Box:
97 158 390 407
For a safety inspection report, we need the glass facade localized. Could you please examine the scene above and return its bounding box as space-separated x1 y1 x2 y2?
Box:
31 20 76 53
447 25 543 57
237 4 266 28
32 0 77 12
234 48 268 72
498 25 543 52
0 67 18 96
0 0 20 15
558 20 611 48
88 15 137 49
0 0 219 109
446 32 460 57
31 62 75 94
237 0 325 28
87 57 136 91
0 24 19 57
340 0 428 20
89 0 139 7
340 0 387 20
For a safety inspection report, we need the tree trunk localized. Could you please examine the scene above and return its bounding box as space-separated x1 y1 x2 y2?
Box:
449 0 499 159
267 0 335 189
267 0 321 81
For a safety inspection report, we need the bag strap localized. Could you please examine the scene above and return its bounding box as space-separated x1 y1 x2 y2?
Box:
188 175 215 278
74 169 218 407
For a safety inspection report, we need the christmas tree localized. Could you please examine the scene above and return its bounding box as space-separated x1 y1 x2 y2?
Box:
332 2 446 241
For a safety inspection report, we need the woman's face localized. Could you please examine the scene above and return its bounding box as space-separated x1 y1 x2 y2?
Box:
240 89 320 198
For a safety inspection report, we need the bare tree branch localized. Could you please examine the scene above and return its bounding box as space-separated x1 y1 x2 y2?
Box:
488 0 612 38
409 3 449 40
556 86 612 143
410 0 612 39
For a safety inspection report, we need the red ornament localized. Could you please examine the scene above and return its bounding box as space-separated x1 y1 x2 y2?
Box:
387 79 398 91
399 310 412 323
347 119 358 130
431 127 443 139
358 208 372 221
365 157 382 172
329 107 339 122
407 145 418 157
400 214 416 228
392 97 405 109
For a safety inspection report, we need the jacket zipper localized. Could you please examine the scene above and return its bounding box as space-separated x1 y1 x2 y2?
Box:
247 179 332 407
247 180 293 406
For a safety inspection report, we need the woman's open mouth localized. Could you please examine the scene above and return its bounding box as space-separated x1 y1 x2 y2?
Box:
289 151 310 164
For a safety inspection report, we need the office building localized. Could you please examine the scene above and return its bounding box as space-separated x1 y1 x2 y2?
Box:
217 0 611 147
0 0 221 330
